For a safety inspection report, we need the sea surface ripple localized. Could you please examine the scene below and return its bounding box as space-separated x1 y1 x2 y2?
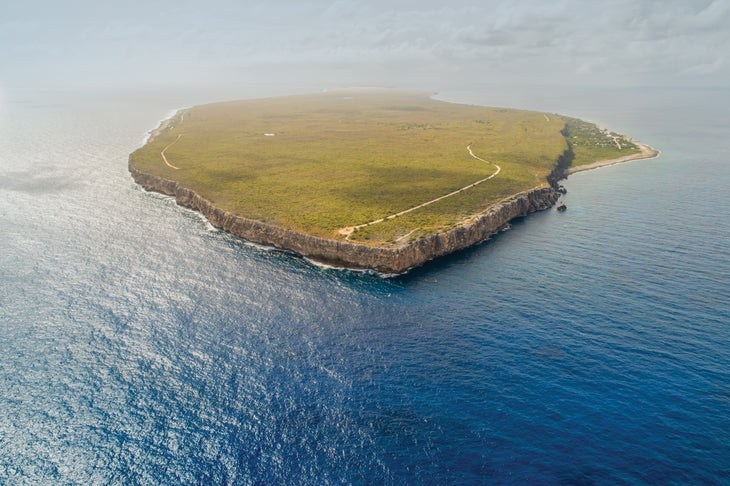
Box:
0 88 728 484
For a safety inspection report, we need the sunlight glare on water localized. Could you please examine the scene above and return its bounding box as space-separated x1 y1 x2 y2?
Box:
0 86 728 484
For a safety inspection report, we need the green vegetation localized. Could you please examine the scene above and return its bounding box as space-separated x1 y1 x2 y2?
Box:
130 89 620 246
562 117 640 167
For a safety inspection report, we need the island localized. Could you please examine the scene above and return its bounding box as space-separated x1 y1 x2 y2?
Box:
129 88 658 274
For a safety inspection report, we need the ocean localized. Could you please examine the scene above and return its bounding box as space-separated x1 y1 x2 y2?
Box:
1 85 728 484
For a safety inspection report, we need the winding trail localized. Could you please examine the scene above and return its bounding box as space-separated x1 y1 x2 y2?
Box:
609 132 622 150
339 144 501 237
161 134 182 170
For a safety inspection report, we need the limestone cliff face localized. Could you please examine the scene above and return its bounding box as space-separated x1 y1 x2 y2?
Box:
129 152 567 274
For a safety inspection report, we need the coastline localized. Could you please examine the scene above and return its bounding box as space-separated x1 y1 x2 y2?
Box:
129 154 567 274
143 108 187 145
566 141 660 175
130 109 654 274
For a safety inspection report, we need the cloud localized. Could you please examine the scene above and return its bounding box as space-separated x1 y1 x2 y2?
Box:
1 0 728 90
0 81 5 132
684 57 725 75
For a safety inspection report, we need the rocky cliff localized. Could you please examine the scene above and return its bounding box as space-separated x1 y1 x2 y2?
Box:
129 151 568 274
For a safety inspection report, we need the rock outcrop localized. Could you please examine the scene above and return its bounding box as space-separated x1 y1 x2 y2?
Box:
129 150 569 274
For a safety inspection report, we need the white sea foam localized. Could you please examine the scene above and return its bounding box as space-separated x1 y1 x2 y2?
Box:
302 256 400 278
190 210 218 232
141 107 188 145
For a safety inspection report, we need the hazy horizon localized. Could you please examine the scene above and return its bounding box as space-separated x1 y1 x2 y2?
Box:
2 0 728 102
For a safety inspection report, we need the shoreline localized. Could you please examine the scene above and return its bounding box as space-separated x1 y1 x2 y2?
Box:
129 156 567 274
566 142 660 175
143 108 187 145
129 108 653 274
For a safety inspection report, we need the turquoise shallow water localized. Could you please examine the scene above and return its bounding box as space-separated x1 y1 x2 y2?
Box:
0 87 728 483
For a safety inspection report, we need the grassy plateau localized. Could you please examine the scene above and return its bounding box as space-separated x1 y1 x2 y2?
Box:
130 88 640 246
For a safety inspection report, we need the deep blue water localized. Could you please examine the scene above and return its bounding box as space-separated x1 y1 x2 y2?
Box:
1 86 728 484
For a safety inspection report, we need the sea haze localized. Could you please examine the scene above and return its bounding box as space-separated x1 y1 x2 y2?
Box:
0 86 728 483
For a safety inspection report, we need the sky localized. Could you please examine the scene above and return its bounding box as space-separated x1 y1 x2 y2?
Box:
1 0 729 98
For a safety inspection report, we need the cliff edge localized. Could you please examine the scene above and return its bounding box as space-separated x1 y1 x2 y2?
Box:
129 151 569 274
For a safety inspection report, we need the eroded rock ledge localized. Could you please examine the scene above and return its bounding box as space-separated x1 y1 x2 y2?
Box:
129 152 568 274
